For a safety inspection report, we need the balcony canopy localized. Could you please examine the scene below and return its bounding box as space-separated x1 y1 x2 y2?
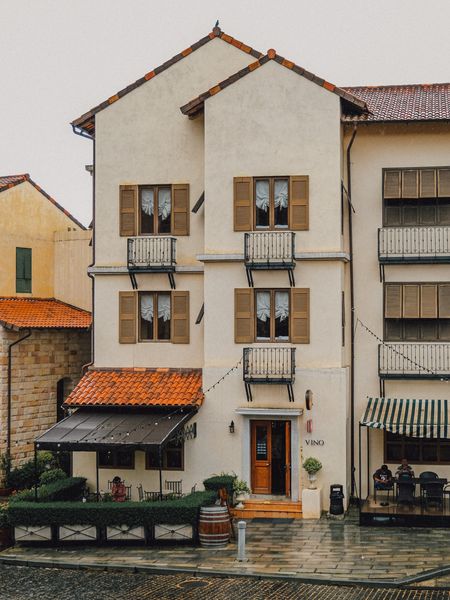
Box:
360 397 450 439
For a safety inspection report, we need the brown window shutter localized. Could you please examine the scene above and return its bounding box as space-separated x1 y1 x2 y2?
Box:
172 291 189 343
234 289 254 343
290 288 310 344
172 184 190 236
233 177 253 231
402 170 419 198
289 176 309 230
385 284 402 318
383 170 401 199
403 284 420 318
420 169 437 198
420 284 438 318
439 284 450 318
438 169 450 197
119 185 137 236
119 291 136 343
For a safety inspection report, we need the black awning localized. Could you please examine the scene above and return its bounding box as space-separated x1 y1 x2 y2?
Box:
35 409 195 452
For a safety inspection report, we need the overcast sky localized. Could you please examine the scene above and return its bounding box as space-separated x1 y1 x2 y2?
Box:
2 0 450 226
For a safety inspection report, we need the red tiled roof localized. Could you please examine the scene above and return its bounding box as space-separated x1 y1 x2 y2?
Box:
64 368 204 408
181 49 367 118
71 26 263 137
342 83 450 122
0 173 86 230
0 298 91 330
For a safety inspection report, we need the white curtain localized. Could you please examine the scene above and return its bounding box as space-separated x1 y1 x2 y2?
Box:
140 294 154 321
255 180 270 212
141 189 154 216
275 291 289 321
158 188 171 219
157 294 171 321
256 291 271 321
274 179 288 209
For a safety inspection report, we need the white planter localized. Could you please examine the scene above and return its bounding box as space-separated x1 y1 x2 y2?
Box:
307 472 318 489
15 525 52 542
235 492 248 508
59 525 97 542
302 487 322 519
106 525 145 541
154 523 193 541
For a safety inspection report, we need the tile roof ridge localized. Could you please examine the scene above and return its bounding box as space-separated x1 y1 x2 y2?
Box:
344 82 450 90
87 366 202 373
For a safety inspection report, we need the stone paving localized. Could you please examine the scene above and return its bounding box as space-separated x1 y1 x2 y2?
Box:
1 565 450 600
1 512 450 583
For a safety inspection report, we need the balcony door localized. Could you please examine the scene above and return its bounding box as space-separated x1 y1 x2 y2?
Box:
251 420 291 496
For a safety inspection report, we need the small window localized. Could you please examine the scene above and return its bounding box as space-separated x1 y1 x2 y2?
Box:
146 439 184 470
139 186 172 234
255 177 289 230
139 292 171 341
16 247 32 293
255 289 290 342
98 450 134 469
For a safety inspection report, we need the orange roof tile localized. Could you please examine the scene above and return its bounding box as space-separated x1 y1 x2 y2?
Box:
0 298 91 330
65 368 204 408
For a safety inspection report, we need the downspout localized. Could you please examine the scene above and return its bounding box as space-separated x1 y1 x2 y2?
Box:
7 329 32 473
346 123 358 499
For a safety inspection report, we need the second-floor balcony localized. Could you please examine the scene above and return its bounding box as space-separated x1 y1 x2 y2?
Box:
378 226 450 264
243 347 296 384
244 231 296 286
379 343 450 379
127 236 176 272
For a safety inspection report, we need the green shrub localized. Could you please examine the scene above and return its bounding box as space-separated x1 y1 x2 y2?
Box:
203 474 236 499
10 477 87 504
39 468 67 486
6 452 56 491
0 505 10 528
8 491 216 528
302 457 322 475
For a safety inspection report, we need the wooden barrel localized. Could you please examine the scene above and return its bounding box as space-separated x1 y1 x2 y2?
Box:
198 506 230 547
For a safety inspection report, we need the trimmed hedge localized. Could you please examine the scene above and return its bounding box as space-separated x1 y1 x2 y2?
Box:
6 452 55 490
8 491 216 528
10 477 87 504
203 474 236 499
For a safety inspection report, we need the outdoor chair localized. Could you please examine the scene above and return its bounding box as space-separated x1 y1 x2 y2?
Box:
373 481 394 504
396 473 415 505
443 483 450 510
165 480 183 497
421 481 444 509
108 480 132 501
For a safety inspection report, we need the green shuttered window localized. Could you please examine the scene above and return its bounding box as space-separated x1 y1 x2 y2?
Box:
16 247 32 293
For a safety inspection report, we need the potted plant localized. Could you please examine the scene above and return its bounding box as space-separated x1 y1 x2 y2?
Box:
233 478 250 508
302 457 322 489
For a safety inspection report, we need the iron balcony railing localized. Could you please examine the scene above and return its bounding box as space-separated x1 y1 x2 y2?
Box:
244 231 296 268
127 236 176 271
378 343 450 379
378 227 450 263
243 347 296 384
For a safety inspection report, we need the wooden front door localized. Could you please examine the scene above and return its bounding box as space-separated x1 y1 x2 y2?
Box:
285 421 291 497
251 421 272 494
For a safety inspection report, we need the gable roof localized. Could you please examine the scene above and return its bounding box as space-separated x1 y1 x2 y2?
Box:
71 27 263 137
0 297 91 330
0 173 86 230
180 49 368 118
342 83 450 122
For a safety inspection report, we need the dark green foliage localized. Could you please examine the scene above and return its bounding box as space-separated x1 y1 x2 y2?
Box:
203 474 236 499
0 505 10 528
10 477 87 503
6 452 56 490
8 491 216 528
39 469 67 485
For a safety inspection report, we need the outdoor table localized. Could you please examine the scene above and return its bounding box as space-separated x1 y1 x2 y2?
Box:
394 477 448 505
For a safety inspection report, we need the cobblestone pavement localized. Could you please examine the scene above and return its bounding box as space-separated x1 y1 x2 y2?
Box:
2 512 450 582
0 566 450 600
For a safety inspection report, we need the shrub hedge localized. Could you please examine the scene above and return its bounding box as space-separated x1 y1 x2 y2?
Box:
203 474 236 499
8 491 216 528
6 452 56 490
10 477 87 504
39 468 67 486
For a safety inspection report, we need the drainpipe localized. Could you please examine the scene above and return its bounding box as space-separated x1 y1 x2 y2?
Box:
346 124 358 499
6 329 31 472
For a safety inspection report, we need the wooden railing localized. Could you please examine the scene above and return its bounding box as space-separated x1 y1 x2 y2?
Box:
378 227 450 263
243 347 296 383
379 343 450 379
127 237 176 271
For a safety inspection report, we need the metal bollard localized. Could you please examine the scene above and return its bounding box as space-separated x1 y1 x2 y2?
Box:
237 520 246 561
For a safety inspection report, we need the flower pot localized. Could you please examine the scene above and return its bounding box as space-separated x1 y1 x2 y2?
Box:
0 488 11 497
307 473 318 489
235 492 247 509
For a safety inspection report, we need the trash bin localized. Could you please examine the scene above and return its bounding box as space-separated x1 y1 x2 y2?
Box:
329 484 344 515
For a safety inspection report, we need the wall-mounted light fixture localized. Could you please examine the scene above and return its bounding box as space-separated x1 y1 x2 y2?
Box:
229 420 235 434
305 389 314 410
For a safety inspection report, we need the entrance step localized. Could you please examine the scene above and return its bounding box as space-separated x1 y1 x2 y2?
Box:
231 499 302 520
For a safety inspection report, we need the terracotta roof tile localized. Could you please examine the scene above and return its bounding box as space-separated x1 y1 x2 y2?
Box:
65 368 204 408
0 174 29 187
0 298 91 330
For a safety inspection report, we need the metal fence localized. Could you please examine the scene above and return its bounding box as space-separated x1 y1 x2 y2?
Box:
244 232 295 266
128 236 176 270
243 347 296 383
379 343 450 378
378 227 450 262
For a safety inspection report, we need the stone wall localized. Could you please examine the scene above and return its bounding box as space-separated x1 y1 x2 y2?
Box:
0 327 91 467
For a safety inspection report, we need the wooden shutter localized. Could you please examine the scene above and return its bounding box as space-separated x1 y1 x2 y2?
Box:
438 169 450 197
385 284 402 318
289 176 309 230
172 184 189 236
119 292 136 343
290 288 310 344
119 185 137 236
233 177 253 231
420 169 436 198
439 284 450 318
234 289 254 343
384 170 401 199
172 291 189 343
402 170 419 198
403 284 420 318
420 284 438 318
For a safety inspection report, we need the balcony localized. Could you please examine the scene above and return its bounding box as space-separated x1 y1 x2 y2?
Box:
244 232 296 286
378 227 450 264
243 347 296 401
378 343 450 380
127 236 176 288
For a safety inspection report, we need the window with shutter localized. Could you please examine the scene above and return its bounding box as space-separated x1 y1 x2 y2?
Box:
119 292 137 343
438 169 450 197
420 169 437 198
420 284 438 318
385 284 402 318
439 284 450 318
172 291 189 344
403 285 420 318
234 289 254 343
290 288 310 344
234 178 253 231
119 185 137 236
402 170 419 198
289 176 309 230
16 247 32 293
384 170 401 199
172 184 189 236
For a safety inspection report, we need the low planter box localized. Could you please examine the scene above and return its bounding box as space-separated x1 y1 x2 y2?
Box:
58 525 97 542
106 525 145 542
154 523 193 541
14 525 52 542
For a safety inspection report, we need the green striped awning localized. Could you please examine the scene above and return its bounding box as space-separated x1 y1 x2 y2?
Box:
360 397 450 438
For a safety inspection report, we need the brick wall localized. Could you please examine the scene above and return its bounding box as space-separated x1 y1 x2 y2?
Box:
0 327 91 467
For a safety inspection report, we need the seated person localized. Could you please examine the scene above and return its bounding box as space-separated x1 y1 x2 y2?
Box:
395 458 414 478
373 464 393 489
111 476 126 502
